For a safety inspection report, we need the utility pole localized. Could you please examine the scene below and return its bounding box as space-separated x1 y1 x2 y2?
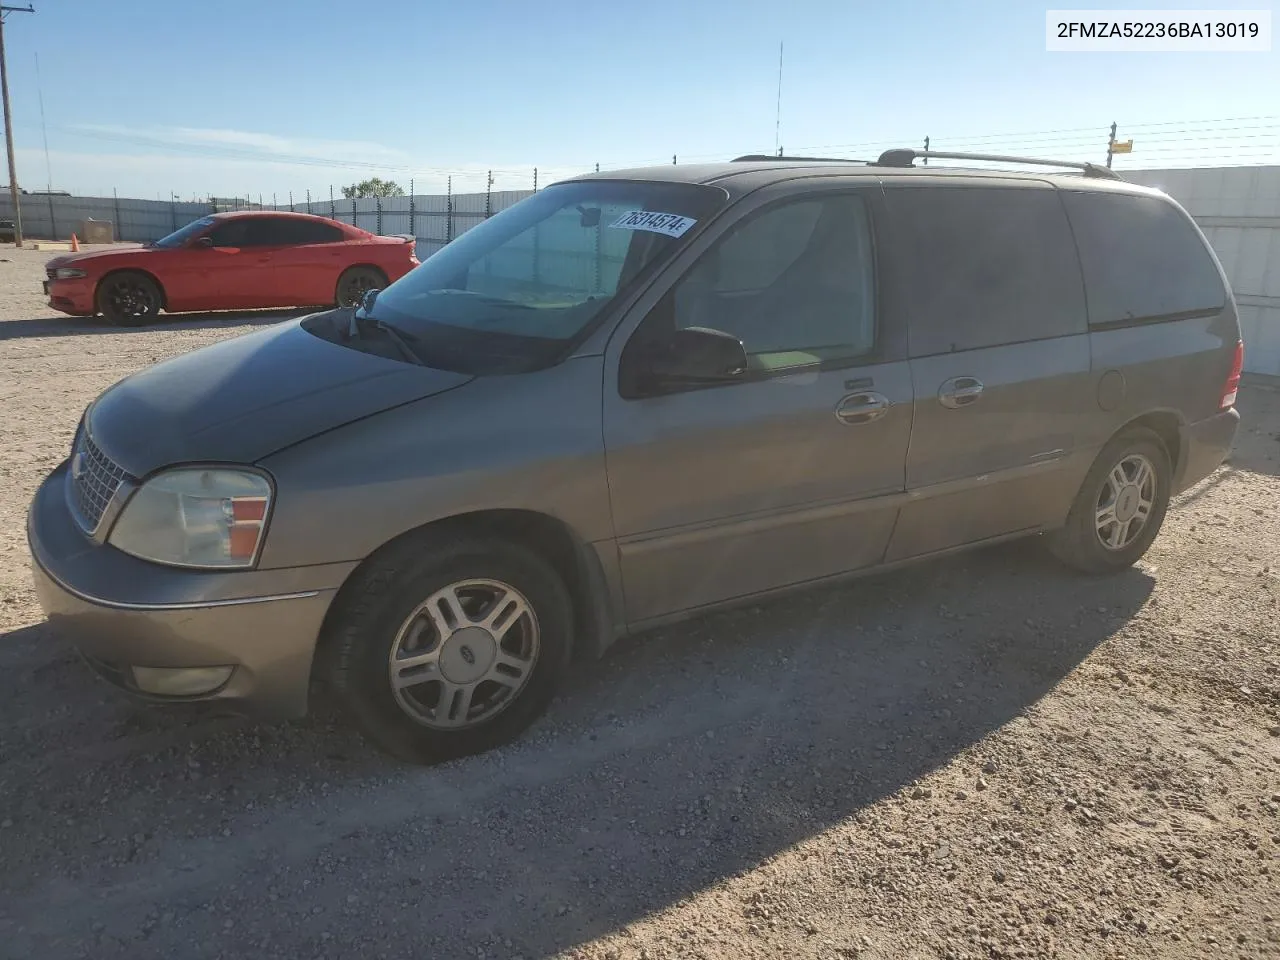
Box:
1 4 34 247
1106 121 1117 169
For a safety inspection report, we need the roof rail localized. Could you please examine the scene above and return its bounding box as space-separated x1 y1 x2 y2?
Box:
732 154 869 164
876 148 1122 180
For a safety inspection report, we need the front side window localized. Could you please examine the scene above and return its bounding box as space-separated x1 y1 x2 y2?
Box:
667 193 877 369
208 219 254 247
151 216 215 249
1062 190 1226 326
349 180 726 372
208 218 297 247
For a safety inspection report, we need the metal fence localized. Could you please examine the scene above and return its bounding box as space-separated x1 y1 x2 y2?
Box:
0 188 536 251
295 190 535 259
0 193 214 244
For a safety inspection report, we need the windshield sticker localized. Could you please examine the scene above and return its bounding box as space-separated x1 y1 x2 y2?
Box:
608 211 697 238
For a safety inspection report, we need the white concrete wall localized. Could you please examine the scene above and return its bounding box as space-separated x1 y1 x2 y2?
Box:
1125 166 1280 375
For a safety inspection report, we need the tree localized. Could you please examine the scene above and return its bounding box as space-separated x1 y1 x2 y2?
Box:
341 177 405 199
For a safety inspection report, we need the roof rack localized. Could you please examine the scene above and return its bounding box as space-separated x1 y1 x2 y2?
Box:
732 154 868 164
876 148 1122 180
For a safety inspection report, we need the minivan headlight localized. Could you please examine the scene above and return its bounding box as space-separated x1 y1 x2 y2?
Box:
108 468 272 569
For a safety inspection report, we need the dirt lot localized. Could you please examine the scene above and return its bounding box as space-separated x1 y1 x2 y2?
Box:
0 243 1277 960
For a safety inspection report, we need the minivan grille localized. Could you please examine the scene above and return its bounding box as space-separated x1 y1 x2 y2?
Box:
68 429 131 533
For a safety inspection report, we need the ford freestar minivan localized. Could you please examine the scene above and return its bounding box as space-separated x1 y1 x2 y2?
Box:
27 151 1243 763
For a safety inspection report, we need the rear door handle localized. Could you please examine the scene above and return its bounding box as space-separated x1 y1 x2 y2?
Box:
834 391 890 425
938 376 984 409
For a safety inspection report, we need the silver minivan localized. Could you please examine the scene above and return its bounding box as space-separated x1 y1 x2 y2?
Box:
27 151 1243 763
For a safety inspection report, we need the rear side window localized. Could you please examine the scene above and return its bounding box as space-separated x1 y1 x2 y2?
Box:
886 185 1087 356
273 219 345 245
1061 191 1225 326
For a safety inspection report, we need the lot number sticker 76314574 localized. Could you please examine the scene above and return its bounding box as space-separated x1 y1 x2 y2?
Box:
608 211 698 238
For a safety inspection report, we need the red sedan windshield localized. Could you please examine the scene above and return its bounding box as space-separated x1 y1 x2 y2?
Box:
151 216 216 248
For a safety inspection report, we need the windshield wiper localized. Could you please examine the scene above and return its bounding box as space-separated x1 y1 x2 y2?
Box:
346 311 429 366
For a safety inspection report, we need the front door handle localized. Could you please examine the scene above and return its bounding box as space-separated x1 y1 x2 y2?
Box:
938 376 984 409
834 391 890 425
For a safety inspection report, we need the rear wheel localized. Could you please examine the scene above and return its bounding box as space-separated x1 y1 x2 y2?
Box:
326 533 573 764
335 266 386 309
96 271 162 327
1048 427 1171 574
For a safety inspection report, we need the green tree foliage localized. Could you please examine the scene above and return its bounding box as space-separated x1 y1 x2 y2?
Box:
341 178 406 199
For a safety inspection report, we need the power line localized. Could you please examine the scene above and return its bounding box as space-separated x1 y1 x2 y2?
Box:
33 50 49 190
57 125 561 186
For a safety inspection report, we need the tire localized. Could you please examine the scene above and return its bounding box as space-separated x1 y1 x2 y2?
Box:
1048 427 1172 575
335 266 387 309
96 271 162 327
326 533 574 764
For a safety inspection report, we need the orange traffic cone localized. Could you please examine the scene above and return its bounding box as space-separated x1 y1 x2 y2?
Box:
69 233 80 252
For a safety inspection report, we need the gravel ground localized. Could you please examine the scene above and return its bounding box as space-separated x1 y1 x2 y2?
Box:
0 243 1277 960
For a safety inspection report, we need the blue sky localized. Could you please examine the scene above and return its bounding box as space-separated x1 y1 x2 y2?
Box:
3 0 1278 199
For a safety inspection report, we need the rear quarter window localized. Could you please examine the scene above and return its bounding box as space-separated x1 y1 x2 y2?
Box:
1061 191 1226 327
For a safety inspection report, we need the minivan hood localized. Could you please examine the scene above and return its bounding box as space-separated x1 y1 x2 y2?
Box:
87 317 473 476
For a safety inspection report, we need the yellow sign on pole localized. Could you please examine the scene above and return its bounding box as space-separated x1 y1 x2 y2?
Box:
1111 139 1134 154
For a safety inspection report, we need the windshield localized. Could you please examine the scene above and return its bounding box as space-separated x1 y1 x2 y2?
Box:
361 180 727 372
152 216 216 248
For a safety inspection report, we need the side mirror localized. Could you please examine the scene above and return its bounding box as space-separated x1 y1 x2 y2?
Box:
360 288 380 315
194 236 214 248
648 326 748 384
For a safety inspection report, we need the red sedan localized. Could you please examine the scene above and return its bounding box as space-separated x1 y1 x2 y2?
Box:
43 211 420 326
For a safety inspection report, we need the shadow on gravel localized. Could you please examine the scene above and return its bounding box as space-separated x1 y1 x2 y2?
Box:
0 309 306 341
0 541 1156 959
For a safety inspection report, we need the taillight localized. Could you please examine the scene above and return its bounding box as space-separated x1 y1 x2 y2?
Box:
1221 339 1243 410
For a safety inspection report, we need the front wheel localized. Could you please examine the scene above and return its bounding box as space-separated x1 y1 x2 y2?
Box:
325 534 573 764
96 271 162 327
1048 427 1172 574
335 266 386 309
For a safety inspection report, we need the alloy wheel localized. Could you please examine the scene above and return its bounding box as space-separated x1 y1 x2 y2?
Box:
387 578 540 729
1095 453 1156 551
106 278 157 317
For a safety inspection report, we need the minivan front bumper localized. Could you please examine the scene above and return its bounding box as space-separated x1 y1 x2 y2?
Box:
26 462 357 719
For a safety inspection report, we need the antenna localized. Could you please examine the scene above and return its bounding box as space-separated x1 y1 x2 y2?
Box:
33 50 50 191
773 41 783 156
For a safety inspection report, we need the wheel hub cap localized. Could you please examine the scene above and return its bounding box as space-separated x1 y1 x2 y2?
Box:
1114 485 1141 522
1095 453 1156 551
438 626 496 684
387 578 540 730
